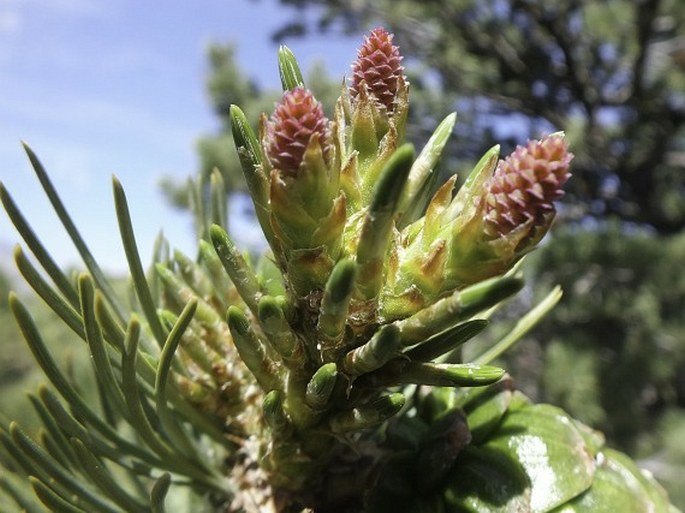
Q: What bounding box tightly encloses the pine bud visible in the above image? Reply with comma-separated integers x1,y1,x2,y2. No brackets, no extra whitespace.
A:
380,134,572,317
266,87,330,177
484,134,572,238
351,27,405,112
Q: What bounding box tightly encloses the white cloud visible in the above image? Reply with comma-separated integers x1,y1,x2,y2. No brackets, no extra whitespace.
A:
0,0,113,48
0,0,116,66
0,9,20,34
0,4,20,65
0,80,197,140
42,0,107,15
0,0,112,17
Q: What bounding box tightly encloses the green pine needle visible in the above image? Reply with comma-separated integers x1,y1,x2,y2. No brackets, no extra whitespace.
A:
474,286,563,365
278,45,305,90
356,144,414,301
112,176,167,347
210,224,262,313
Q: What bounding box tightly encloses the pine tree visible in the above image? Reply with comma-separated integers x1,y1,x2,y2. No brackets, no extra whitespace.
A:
0,28,679,513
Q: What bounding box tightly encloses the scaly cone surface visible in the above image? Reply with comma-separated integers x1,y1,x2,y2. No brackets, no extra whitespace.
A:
484,134,572,239
351,27,405,113
266,87,331,177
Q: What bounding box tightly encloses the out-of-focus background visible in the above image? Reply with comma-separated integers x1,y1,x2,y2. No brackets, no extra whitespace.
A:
1,0,684,507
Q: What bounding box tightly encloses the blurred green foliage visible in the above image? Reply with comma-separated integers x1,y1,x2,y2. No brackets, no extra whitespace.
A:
0,270,91,433
0,268,120,509
0,270,38,430
519,226,685,505
532,227,685,444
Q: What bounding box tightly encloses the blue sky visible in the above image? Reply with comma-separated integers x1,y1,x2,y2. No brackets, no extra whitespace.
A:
0,0,361,274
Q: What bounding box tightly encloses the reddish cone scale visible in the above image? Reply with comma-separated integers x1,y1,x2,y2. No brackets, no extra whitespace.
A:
266,87,330,177
484,134,572,238
351,27,405,112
